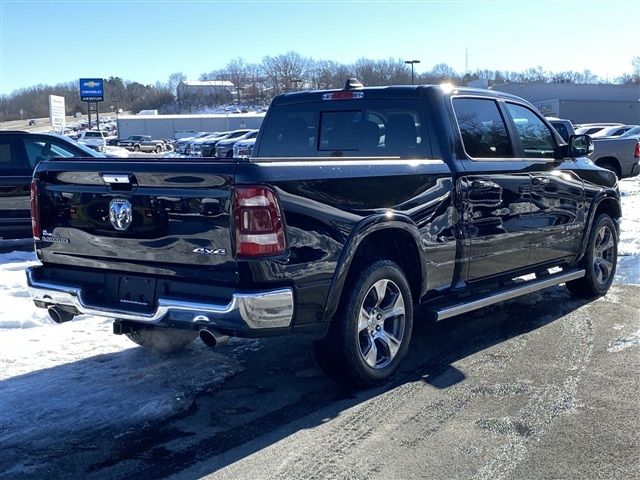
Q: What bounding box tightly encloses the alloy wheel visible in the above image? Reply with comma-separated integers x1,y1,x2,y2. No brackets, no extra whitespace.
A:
593,224,615,285
357,279,406,369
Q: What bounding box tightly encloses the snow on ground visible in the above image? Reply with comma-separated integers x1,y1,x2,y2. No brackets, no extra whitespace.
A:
0,250,252,454
617,176,640,284
0,175,638,461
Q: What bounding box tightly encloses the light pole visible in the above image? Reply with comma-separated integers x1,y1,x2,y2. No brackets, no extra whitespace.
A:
404,59,420,85
111,101,120,122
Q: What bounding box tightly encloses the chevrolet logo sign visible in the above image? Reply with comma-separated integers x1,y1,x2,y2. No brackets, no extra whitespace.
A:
83,80,100,88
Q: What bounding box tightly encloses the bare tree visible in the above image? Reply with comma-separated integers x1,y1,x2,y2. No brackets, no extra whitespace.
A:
167,72,186,96
223,58,250,103
263,51,311,93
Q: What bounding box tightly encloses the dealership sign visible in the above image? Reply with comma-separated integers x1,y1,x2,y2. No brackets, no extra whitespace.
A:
79,78,104,102
48,95,66,132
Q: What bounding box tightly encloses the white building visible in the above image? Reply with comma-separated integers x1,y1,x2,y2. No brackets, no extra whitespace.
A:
117,113,265,139
490,83,640,124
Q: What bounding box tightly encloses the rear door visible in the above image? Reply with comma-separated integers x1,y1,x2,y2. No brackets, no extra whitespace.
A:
0,136,31,239
502,102,585,265
452,97,534,281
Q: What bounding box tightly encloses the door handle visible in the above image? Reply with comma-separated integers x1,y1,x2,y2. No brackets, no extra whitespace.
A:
471,180,494,191
532,176,550,185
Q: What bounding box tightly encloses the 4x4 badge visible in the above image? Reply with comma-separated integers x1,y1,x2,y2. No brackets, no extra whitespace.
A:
193,247,227,256
109,199,133,231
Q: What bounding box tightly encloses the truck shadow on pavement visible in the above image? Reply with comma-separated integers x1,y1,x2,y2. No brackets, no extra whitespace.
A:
0,285,592,480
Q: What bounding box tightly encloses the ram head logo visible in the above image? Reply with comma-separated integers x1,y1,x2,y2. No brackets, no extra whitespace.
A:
109,199,133,231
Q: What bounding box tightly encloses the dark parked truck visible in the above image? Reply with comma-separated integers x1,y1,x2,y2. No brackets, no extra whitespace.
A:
27,82,621,386
116,135,164,153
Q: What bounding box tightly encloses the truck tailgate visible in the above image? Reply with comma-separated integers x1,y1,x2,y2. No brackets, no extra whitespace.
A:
35,159,237,282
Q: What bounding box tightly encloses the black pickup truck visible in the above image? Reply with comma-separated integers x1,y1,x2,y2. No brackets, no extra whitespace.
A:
26,81,621,386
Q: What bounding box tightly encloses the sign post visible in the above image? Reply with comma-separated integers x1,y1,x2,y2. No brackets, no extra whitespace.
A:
79,78,104,129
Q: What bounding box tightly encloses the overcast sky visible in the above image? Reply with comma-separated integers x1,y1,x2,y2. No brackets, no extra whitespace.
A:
1,0,639,95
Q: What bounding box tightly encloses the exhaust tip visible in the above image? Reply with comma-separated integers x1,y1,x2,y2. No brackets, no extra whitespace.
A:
48,307,75,324
199,329,229,348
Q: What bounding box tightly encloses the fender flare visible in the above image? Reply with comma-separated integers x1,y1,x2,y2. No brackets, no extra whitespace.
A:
321,214,425,322
574,189,621,263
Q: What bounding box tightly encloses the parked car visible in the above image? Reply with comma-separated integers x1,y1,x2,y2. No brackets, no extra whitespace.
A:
0,131,102,240
618,126,640,138
116,135,165,153
214,130,259,158
233,137,257,158
187,132,227,156
77,130,110,152
175,132,212,154
548,118,640,178
200,129,252,157
575,123,623,136
26,82,622,387
590,125,639,138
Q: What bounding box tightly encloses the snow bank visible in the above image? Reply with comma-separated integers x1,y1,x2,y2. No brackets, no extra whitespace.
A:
0,250,50,329
0,319,244,449
619,176,640,257
617,177,640,285
0,249,248,453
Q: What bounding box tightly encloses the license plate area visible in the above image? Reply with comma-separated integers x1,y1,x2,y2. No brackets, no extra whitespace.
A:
117,275,156,307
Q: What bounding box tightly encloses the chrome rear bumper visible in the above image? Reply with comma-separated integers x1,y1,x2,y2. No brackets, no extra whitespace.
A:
26,267,294,330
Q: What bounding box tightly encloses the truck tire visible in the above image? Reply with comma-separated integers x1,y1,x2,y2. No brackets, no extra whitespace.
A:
567,214,618,298
155,145,162,154
125,326,198,353
134,144,141,152
314,260,413,387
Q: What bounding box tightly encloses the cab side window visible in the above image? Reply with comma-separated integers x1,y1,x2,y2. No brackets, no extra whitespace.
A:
505,103,555,158
0,139,28,172
452,98,514,159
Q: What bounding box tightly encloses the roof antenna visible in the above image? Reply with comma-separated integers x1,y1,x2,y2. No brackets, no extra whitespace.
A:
344,78,364,90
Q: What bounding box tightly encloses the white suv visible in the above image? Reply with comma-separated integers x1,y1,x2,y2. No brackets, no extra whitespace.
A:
77,130,109,151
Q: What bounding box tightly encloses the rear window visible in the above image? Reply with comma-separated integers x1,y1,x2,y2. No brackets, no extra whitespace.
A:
257,99,428,158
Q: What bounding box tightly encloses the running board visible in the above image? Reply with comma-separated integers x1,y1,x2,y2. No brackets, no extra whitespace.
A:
431,269,585,321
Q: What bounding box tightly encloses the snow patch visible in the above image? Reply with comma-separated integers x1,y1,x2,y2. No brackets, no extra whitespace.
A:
608,329,640,353
0,250,246,455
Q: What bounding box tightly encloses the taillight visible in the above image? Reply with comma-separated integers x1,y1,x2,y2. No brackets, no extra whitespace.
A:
634,141,640,159
30,179,41,240
234,186,286,256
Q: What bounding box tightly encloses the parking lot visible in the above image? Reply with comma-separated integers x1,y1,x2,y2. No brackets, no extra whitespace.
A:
1,176,638,479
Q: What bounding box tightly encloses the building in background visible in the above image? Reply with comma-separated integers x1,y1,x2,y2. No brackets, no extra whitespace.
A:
490,83,640,124
116,113,265,139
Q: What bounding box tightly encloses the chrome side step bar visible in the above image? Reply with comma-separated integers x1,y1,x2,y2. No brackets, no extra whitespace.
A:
431,269,585,321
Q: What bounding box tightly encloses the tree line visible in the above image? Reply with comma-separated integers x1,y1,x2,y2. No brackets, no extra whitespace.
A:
1,52,638,122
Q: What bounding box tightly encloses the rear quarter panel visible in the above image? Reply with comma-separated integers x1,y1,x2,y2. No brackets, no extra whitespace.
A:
235,158,456,324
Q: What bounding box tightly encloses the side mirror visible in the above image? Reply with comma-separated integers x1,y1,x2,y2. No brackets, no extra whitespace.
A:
554,134,594,159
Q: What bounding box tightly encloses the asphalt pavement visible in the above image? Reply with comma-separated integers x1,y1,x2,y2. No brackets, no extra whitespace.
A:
47,283,638,480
